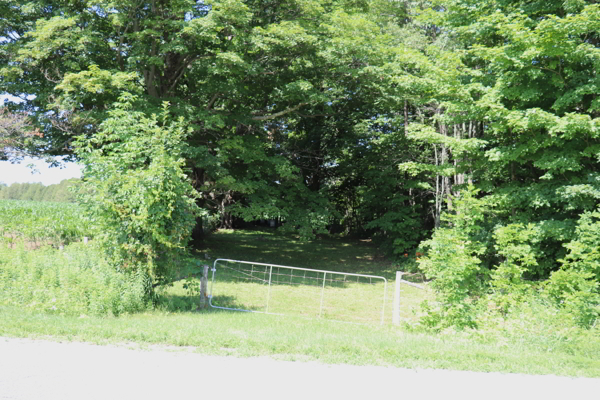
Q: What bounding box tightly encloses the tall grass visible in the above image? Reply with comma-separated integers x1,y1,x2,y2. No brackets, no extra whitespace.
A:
473,296,600,356
0,242,151,316
1,305,599,377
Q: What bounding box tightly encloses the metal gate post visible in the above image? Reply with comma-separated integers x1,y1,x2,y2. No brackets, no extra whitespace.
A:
392,271,403,325
382,279,388,325
319,272,327,318
266,265,273,313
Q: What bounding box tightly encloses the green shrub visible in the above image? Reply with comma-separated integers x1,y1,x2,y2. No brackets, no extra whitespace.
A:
545,268,599,328
418,186,488,329
74,94,199,287
488,223,537,315
474,292,600,357
545,209,600,328
0,242,152,316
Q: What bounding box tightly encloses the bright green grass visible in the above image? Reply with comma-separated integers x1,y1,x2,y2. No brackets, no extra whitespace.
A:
1,305,599,377
2,228,599,377
188,229,430,324
195,262,430,324
165,273,429,325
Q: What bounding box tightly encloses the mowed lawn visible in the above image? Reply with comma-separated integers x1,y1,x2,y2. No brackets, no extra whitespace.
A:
182,229,428,324
196,228,399,276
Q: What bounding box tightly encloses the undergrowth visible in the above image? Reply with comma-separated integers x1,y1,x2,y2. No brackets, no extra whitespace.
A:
0,242,152,316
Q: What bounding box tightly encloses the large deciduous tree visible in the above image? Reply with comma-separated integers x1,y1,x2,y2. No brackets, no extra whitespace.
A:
0,1,342,230
5,0,598,299
435,0,600,277
411,0,600,328
1,0,448,243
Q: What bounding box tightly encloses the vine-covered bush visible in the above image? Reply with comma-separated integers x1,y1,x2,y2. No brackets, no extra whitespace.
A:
546,209,600,327
75,94,199,287
418,186,488,329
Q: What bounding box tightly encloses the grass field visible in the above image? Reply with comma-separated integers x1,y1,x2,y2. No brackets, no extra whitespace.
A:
194,260,428,325
179,229,429,324
196,228,400,277
1,227,599,377
1,305,599,377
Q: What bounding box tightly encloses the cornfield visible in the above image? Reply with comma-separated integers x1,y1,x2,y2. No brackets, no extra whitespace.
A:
0,200,91,247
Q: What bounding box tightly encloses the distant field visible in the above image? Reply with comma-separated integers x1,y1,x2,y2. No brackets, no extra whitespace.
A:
0,199,90,247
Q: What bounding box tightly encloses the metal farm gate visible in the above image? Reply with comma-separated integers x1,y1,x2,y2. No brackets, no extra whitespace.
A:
208,259,388,325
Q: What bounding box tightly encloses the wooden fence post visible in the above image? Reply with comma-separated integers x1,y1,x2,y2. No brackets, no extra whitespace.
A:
200,264,209,309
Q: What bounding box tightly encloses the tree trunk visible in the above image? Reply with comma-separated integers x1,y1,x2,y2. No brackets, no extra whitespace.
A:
219,191,234,229
434,143,441,229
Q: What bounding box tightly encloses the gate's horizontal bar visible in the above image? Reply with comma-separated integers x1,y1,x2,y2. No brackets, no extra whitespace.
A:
213,258,387,282
399,280,425,290
209,258,388,325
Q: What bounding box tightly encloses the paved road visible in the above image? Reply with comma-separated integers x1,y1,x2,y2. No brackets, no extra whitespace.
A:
0,337,598,399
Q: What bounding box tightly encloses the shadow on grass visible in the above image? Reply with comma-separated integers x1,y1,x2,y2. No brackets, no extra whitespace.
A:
193,229,399,280
156,293,265,314
155,293,200,313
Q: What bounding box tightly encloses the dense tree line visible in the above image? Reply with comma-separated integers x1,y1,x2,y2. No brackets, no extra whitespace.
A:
0,179,78,202
1,0,598,326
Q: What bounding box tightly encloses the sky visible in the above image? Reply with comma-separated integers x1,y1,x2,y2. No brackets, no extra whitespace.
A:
0,157,82,186
1,93,83,186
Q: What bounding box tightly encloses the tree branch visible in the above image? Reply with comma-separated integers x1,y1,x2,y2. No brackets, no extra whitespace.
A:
251,103,309,121
166,54,214,95
297,112,333,118
206,93,220,110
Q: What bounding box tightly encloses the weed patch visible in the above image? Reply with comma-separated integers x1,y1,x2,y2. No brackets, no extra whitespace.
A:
0,242,151,316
